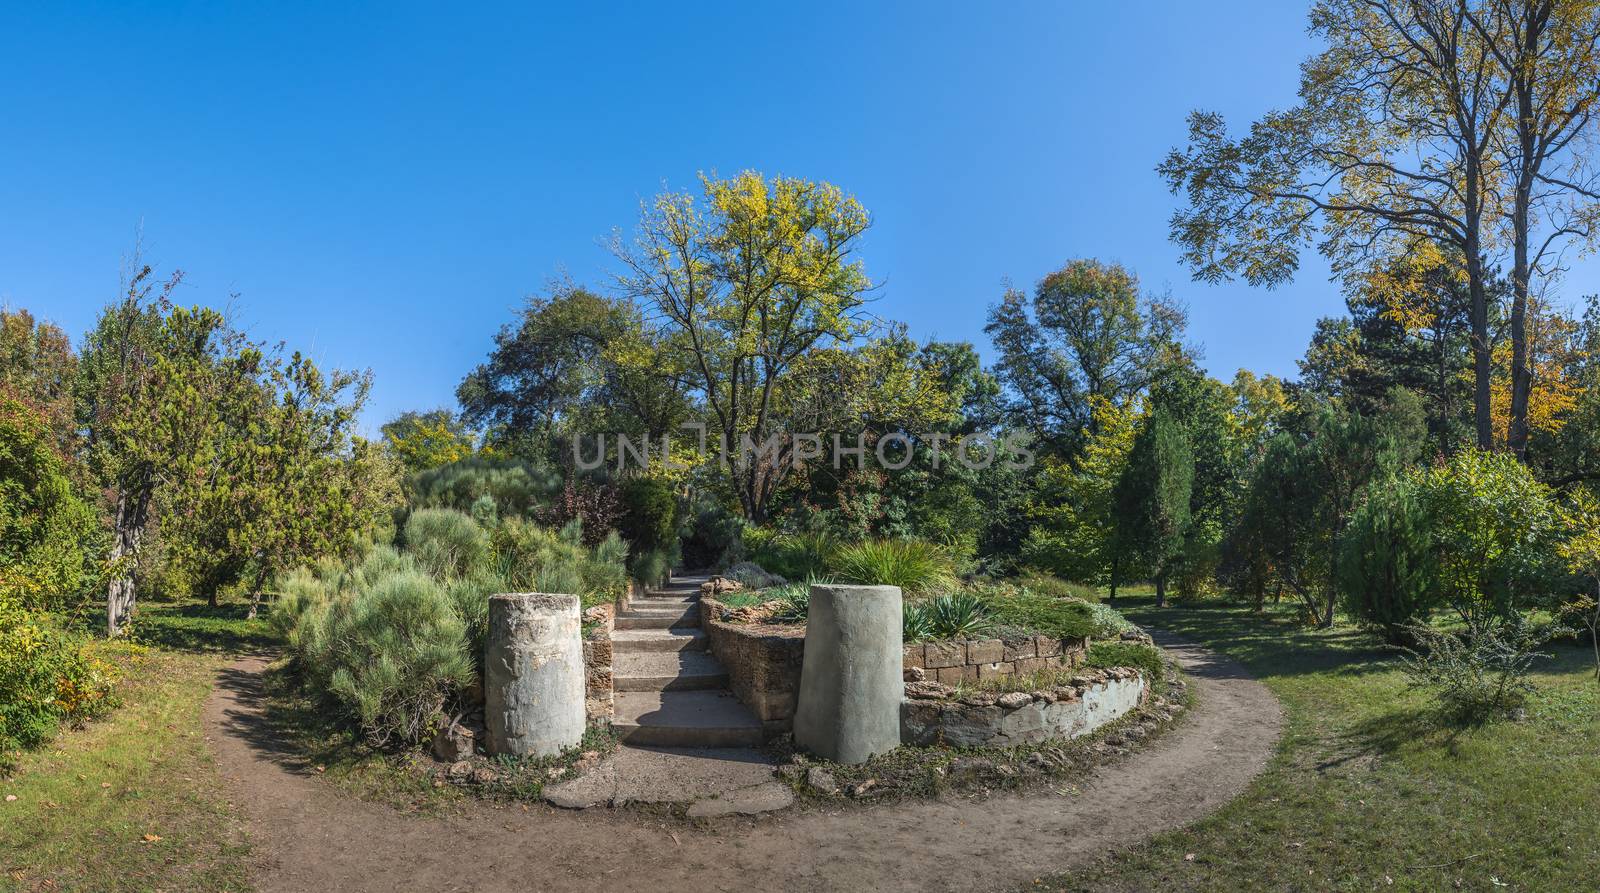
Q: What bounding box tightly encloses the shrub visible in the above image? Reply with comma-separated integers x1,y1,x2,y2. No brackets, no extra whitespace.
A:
1085,640,1165,681
1413,449,1562,621
1337,477,1440,644
751,531,835,581
322,568,474,746
618,476,678,553
408,457,560,521
902,599,933,642
1401,614,1551,725
404,508,488,579
680,499,743,569
489,518,627,609
628,544,676,588
0,603,118,761
827,539,958,595
0,394,102,612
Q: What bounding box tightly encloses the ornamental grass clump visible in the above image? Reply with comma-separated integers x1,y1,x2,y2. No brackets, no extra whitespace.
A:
904,591,994,642
404,508,488,579
827,539,958,595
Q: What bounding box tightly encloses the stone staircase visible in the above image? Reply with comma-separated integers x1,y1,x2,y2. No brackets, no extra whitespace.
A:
611,575,763,747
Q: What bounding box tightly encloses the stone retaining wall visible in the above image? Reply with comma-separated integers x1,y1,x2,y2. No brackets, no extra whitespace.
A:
902,634,1089,685
700,597,805,736
582,603,615,723
900,667,1147,747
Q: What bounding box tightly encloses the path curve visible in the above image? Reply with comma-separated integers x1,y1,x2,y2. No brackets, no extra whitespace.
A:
205,633,1281,893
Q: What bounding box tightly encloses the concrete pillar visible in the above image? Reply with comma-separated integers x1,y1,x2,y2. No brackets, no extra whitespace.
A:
484,592,585,757
793,583,904,764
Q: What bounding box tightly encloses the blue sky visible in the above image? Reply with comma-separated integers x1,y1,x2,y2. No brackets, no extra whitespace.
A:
2,1,1533,433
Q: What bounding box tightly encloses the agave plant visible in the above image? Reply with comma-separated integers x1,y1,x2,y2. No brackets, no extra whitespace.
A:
921,591,994,640
765,579,813,624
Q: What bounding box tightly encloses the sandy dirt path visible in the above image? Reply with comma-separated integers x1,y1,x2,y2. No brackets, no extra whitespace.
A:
204,633,1281,893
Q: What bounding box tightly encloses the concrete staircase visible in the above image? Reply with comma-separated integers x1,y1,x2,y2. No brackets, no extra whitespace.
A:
611,575,763,747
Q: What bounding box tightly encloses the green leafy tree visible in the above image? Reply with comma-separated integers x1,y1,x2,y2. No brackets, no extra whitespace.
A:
614,171,873,522
985,259,1189,453
1110,410,1194,606
1161,0,1508,449
0,309,78,454
1235,392,1428,626
0,394,102,612
76,271,218,634
381,409,475,473
1413,447,1562,622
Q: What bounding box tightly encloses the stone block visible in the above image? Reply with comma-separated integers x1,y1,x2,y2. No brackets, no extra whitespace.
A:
900,700,943,746
966,638,1004,664
923,641,966,669
485,592,585,758
962,664,980,682
977,660,1016,680
940,704,1001,747
935,666,966,685
1014,657,1046,676
903,644,925,670
1034,636,1061,658
1003,639,1037,661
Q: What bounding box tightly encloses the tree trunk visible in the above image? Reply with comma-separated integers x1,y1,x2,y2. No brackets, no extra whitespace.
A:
1319,588,1336,629
1154,573,1167,608
1507,70,1538,461
1107,554,1120,603
106,481,151,637
1465,161,1491,451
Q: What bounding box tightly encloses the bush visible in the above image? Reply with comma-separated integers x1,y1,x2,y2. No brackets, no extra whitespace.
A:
1084,640,1165,681
407,457,560,521
1401,614,1551,725
489,517,627,609
403,508,488,579
618,476,678,552
0,603,118,761
750,531,835,581
679,498,743,569
827,539,958,595
905,591,993,641
628,544,677,588
0,395,102,612
1337,477,1440,643
320,568,473,746
1414,449,1562,620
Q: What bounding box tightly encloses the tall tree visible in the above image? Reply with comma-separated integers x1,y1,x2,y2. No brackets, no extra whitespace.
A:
1473,0,1600,457
381,409,475,473
1161,0,1511,449
1110,410,1195,606
76,269,211,635
614,171,873,522
985,259,1189,453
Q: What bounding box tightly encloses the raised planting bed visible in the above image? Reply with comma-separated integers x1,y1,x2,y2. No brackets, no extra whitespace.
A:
900,666,1147,747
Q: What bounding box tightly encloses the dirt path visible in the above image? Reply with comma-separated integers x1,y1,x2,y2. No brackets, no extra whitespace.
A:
205,633,1281,893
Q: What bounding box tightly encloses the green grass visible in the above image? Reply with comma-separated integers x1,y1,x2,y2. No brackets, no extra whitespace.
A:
1041,597,1600,892
0,644,250,893
130,600,277,654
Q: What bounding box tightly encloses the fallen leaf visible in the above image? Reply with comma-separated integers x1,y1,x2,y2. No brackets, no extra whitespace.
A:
1184,853,1196,862
141,834,162,843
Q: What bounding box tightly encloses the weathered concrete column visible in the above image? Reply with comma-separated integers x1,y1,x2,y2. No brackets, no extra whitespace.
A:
485,592,585,757
793,583,903,764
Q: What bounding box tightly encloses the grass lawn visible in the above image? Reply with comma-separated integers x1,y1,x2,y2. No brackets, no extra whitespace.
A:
1040,597,1600,892
0,645,250,893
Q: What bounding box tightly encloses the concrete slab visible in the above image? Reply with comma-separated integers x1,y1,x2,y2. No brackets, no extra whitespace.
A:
685,781,795,818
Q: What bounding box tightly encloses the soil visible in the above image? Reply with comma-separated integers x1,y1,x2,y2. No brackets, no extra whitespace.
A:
204,632,1282,893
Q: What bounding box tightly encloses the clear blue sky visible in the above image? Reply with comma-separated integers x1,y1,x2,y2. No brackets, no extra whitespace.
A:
8,1,1565,434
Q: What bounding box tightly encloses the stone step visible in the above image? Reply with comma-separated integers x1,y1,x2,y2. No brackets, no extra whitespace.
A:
614,650,730,691
615,606,700,630
611,628,709,653
613,691,763,747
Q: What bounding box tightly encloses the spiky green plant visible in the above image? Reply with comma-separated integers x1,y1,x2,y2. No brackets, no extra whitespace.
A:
827,539,958,595
918,591,994,640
